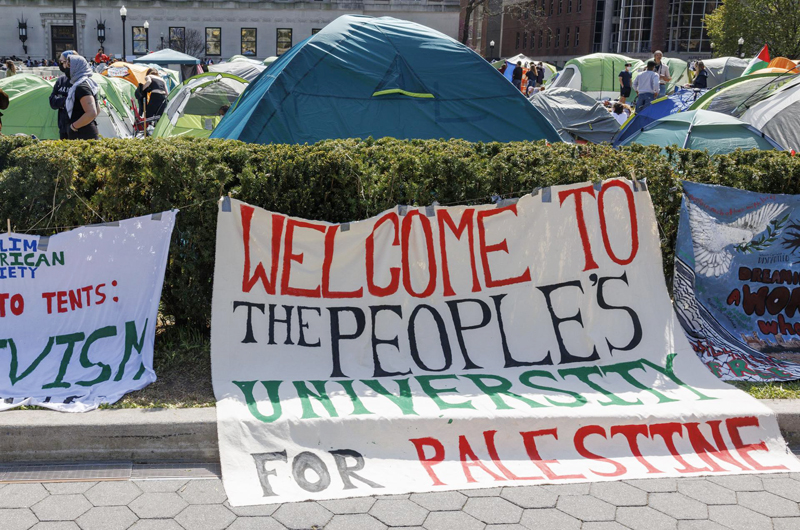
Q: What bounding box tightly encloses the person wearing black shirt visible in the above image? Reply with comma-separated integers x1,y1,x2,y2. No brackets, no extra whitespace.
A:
0,87,8,135
618,63,632,104
65,54,100,140
687,61,708,89
512,61,523,91
135,68,169,124
50,51,74,139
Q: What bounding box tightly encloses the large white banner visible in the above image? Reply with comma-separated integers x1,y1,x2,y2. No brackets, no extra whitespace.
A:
211,182,800,506
0,212,176,412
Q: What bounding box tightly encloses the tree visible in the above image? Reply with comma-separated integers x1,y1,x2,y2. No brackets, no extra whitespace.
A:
705,0,800,59
461,0,546,49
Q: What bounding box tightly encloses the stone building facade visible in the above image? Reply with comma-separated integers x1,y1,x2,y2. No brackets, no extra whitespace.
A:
1,0,460,61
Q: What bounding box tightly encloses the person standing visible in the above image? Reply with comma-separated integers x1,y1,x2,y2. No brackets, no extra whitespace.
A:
4,60,16,77
512,61,523,91
653,50,671,97
537,62,545,87
65,55,100,140
526,63,538,95
618,62,632,104
50,51,75,140
94,48,110,65
633,61,659,113
135,68,169,125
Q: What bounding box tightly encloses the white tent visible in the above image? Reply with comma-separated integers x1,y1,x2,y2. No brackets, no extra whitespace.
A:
742,76,800,151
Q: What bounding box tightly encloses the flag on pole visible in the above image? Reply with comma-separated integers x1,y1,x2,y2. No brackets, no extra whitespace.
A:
742,45,770,76
504,60,516,82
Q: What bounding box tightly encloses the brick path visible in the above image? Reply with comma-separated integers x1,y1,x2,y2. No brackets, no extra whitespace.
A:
2,471,800,530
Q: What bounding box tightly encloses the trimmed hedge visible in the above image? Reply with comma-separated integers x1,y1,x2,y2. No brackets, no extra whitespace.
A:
1,136,799,328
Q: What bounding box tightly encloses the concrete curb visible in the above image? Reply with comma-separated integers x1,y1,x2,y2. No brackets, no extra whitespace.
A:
1,400,798,463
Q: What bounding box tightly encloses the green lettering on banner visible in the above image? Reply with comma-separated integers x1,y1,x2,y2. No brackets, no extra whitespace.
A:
640,354,715,401
2,338,53,385
115,320,148,381
76,326,117,387
51,251,65,266
336,380,373,416
42,333,85,389
294,380,339,419
462,373,547,410
234,380,284,423
600,360,678,404
361,378,418,416
558,365,643,406
35,253,50,267
518,370,587,407
416,374,476,410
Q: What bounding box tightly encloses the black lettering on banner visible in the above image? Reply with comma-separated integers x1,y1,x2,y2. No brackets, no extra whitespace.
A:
445,299,487,370
408,304,452,372
328,307,366,378
233,301,265,344
297,306,322,347
269,304,294,345
592,272,643,355
292,451,331,492
330,449,384,490
252,451,288,497
370,306,411,378
537,280,600,364
492,294,553,367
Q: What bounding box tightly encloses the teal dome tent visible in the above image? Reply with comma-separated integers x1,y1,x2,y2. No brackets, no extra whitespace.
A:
211,15,561,145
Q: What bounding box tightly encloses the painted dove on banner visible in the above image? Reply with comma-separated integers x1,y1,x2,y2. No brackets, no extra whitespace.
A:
687,199,788,277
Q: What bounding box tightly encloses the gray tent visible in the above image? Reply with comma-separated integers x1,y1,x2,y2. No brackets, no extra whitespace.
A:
702,57,749,88
742,76,800,151
208,61,267,82
528,88,621,143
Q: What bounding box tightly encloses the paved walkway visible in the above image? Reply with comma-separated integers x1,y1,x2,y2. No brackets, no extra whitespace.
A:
2,470,800,530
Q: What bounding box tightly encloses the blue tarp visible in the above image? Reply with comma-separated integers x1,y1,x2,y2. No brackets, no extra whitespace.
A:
211,15,561,145
615,88,705,146
673,180,800,381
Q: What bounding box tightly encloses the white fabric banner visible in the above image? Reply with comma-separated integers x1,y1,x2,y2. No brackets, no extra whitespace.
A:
0,212,176,412
211,182,800,507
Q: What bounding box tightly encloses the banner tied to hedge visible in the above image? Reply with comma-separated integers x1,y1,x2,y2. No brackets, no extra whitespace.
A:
0,212,176,412
675,181,800,382
211,181,800,506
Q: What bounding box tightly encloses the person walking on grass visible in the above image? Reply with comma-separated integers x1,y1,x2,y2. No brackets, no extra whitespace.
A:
65,54,100,140
50,51,75,140
633,60,659,113
618,63,632,104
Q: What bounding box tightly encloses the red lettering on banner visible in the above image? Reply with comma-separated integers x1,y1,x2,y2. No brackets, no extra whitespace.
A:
574,425,626,477
558,185,599,271
684,421,749,472
610,424,663,474
410,437,447,486
458,435,505,483
649,423,710,474
437,209,481,296
241,205,284,295
0,293,24,317
366,212,400,297
401,211,437,298
281,219,327,298
597,180,639,265
322,225,363,299
483,430,542,480
726,416,788,471
477,205,532,288
520,428,585,481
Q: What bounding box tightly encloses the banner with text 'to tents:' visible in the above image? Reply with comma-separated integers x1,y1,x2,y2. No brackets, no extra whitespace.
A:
211,182,799,506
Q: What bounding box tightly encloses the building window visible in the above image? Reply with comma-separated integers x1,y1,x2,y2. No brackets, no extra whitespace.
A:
549,0,554,14
276,28,292,55
132,26,148,55
558,0,563,14
575,26,580,46
205,27,221,56
568,0,572,12
666,0,718,53
578,0,582,12
516,32,520,49
555,28,560,48
565,27,570,47
241,28,257,56
617,0,656,54
547,29,552,47
312,28,322,35
539,30,543,48
523,31,528,48
169,27,185,52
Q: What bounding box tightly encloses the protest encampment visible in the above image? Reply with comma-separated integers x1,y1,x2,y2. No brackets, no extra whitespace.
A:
1,3,800,525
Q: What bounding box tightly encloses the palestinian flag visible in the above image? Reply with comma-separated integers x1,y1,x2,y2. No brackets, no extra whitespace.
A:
742,45,770,76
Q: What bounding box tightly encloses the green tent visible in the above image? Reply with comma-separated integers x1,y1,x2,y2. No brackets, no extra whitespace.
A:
548,53,643,99
152,72,248,138
0,73,135,139
689,73,796,117
617,109,783,154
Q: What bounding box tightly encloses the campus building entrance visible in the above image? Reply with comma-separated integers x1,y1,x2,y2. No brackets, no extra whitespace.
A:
51,25,74,61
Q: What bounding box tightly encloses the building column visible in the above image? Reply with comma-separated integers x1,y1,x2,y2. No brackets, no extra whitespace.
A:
651,0,669,52
600,0,614,52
